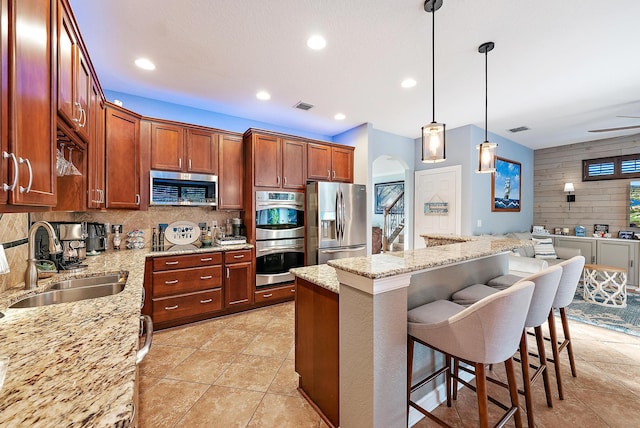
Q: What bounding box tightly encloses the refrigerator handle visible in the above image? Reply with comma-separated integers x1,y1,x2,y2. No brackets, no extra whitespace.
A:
335,190,340,242
340,190,345,240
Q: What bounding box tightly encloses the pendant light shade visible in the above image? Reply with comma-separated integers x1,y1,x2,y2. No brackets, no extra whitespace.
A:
422,0,446,163
476,41,497,173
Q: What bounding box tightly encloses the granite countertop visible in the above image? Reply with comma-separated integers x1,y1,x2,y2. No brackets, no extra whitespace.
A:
0,243,252,427
290,264,339,294
327,236,529,280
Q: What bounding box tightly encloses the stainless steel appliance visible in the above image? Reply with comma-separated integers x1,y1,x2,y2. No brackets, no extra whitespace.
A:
306,182,367,265
255,190,305,287
150,170,218,207
34,222,87,270
255,191,304,240
86,222,107,253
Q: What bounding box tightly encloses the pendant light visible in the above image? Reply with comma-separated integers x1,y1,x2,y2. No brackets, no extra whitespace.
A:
476,41,497,173
422,0,445,163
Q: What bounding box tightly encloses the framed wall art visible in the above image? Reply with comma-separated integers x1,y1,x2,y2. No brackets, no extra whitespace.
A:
374,181,404,214
491,157,521,212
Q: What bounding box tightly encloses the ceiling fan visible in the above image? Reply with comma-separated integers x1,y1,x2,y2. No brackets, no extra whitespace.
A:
589,116,640,133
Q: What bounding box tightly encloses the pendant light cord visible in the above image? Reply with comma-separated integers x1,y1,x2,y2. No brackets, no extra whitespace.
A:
484,48,488,142
431,5,436,123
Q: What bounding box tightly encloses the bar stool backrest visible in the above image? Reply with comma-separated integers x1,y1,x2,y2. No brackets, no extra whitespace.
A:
552,256,586,309
408,281,535,365
517,265,563,328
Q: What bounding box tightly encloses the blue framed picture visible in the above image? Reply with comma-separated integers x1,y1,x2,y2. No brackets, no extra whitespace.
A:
374,181,404,214
491,157,521,212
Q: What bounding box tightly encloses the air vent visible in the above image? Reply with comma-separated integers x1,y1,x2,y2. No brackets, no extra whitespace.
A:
294,101,314,111
508,126,530,133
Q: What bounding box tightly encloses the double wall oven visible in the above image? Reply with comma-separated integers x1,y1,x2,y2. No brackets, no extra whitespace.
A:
255,191,305,288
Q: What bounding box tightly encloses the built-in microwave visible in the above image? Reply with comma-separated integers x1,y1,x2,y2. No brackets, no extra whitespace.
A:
150,170,218,207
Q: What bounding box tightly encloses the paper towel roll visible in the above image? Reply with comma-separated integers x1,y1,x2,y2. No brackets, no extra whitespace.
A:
0,244,10,274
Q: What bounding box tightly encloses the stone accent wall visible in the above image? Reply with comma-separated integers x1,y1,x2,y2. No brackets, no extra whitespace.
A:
534,133,640,236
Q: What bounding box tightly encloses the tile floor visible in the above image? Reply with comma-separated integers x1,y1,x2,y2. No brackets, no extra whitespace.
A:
139,302,640,427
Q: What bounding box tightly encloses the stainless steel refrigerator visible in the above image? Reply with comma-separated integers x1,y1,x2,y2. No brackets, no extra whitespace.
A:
306,181,367,265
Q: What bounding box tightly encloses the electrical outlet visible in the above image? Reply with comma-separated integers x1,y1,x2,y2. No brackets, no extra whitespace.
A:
477,219,482,228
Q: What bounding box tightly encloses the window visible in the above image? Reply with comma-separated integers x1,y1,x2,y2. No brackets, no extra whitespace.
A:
583,154,640,181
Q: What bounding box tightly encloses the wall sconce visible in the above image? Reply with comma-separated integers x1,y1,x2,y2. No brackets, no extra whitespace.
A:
564,182,575,209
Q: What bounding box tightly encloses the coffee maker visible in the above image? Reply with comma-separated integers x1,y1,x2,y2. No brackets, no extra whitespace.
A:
86,222,107,254
35,222,87,270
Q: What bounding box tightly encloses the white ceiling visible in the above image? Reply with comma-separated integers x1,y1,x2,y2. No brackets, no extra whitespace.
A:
69,0,640,150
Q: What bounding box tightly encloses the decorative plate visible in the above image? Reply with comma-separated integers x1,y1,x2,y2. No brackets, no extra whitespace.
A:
165,221,201,245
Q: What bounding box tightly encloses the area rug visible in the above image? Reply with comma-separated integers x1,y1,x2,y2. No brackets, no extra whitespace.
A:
565,286,640,337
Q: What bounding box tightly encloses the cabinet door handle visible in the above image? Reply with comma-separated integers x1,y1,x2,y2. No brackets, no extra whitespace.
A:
226,267,230,278
277,176,280,185
165,261,179,265
98,189,105,203
233,255,245,259
164,305,179,310
200,298,213,304
291,289,295,293
179,158,182,169
200,275,213,280
262,293,273,298
327,169,331,179
333,170,336,179
188,159,192,170
79,107,87,128
284,176,287,185
18,157,33,193
135,193,141,205
73,102,81,124
200,257,213,262
164,279,179,285
2,151,19,192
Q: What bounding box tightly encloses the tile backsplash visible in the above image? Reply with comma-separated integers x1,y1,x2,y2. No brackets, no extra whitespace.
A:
0,213,29,292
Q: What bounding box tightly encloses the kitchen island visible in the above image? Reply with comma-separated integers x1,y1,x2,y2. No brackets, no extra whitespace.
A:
291,235,529,428
0,243,251,427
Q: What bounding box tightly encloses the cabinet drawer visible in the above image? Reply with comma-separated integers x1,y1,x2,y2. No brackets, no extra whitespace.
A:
255,284,296,302
152,289,223,323
225,249,252,264
153,252,222,271
152,265,222,297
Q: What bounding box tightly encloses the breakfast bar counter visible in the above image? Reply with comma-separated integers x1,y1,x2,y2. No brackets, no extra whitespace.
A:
291,235,528,428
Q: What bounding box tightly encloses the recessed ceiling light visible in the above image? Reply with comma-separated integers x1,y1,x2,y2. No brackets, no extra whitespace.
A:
334,113,346,121
256,91,271,100
134,58,155,70
307,35,327,50
401,78,417,88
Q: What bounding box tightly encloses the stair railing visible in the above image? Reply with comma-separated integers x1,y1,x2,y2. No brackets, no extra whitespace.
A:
382,191,405,252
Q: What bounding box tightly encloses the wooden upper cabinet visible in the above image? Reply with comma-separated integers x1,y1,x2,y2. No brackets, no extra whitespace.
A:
331,145,354,183
105,104,141,209
186,129,218,174
307,143,354,183
307,143,332,181
150,122,184,171
6,0,57,207
254,134,280,187
56,0,90,142
282,139,306,189
87,79,105,209
252,132,306,190
219,133,243,210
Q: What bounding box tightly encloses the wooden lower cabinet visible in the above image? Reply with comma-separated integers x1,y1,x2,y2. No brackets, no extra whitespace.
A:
224,249,253,307
295,277,339,428
144,248,297,329
153,289,223,324
255,283,296,303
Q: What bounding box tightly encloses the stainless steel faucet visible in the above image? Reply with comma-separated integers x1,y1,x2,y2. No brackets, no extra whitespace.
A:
25,221,63,290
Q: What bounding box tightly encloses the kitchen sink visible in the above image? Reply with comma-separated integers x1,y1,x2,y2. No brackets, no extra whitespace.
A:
10,279,127,309
50,274,125,290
